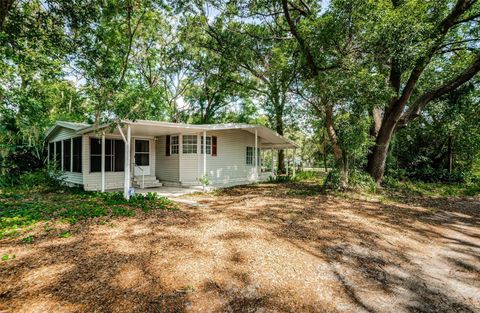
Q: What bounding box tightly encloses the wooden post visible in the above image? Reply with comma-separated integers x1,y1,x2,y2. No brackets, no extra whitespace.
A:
271,148,274,177
285,148,289,176
101,133,105,192
292,148,296,177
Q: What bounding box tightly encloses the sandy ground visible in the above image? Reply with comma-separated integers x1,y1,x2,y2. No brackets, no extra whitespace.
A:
1,183,479,312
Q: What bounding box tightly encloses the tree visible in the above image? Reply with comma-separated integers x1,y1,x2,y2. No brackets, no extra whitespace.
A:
278,0,480,182
182,3,300,172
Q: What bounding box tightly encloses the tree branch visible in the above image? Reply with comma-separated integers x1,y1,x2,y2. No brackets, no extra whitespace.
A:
397,52,480,128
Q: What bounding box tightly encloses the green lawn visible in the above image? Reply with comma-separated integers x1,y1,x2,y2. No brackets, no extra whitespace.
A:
0,186,177,240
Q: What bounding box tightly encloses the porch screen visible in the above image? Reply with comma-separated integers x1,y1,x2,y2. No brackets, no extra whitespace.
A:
63,139,71,171
48,142,54,163
90,138,125,172
55,141,61,169
72,137,82,173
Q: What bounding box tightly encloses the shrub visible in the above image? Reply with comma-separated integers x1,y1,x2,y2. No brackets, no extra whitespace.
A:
323,169,377,192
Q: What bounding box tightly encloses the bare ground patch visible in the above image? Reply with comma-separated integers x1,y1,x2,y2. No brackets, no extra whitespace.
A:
1,183,479,312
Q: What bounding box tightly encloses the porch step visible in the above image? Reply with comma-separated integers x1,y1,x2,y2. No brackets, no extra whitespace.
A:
133,175,163,189
160,181,182,187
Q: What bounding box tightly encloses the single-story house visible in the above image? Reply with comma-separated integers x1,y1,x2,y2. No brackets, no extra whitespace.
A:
45,120,297,197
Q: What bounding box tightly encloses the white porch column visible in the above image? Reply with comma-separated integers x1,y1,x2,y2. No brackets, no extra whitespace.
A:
126,125,131,199
101,133,105,192
285,148,289,176
61,140,64,171
203,131,206,176
118,124,130,199
292,148,296,177
70,139,73,172
254,128,258,180
271,148,274,177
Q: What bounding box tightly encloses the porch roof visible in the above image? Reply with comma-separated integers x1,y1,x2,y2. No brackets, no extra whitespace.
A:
77,120,298,149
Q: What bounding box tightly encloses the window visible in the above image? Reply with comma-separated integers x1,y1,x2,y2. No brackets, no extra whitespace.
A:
55,141,61,169
246,146,253,165
212,136,217,156
48,142,54,163
201,136,211,154
170,135,179,155
135,140,149,166
90,138,125,172
182,135,197,154
246,147,261,165
72,137,82,173
63,139,71,171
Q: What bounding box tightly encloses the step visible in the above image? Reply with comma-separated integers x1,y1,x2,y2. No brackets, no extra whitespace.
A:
133,181,163,188
159,181,182,187
133,176,159,183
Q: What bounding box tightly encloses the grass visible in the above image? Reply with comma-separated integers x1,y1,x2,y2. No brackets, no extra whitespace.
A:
0,186,178,240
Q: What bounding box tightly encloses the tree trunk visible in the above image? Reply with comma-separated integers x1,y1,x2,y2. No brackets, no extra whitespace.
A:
275,113,286,174
448,135,453,174
366,107,400,182
277,149,285,174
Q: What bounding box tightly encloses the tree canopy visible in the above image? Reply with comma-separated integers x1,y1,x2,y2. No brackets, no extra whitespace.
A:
1,0,479,185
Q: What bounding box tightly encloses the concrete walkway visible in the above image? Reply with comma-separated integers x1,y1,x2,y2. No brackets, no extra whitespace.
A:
135,185,205,198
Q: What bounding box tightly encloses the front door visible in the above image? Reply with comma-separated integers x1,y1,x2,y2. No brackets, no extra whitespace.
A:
134,139,150,176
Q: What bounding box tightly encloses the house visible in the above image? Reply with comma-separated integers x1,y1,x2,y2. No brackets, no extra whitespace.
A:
45,120,298,198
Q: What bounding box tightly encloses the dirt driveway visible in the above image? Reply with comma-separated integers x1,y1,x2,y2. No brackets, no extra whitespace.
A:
1,183,479,312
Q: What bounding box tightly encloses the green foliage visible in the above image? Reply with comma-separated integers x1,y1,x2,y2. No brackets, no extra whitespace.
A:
383,177,480,197
1,254,15,261
323,170,343,190
0,188,178,239
389,83,480,183
59,231,72,238
197,175,211,186
323,169,377,192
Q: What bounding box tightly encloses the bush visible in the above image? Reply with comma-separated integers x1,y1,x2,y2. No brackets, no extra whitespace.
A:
323,169,377,192
323,169,343,190
0,167,62,190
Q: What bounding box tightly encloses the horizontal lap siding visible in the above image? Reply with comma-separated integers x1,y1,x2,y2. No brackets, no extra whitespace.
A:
62,172,83,185
180,130,258,186
155,136,179,182
49,128,78,142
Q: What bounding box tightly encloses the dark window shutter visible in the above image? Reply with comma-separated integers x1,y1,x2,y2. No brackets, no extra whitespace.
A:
166,135,171,156
212,136,217,156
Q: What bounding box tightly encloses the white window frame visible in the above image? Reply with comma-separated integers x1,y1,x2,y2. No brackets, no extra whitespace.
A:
182,135,197,154
170,135,179,155
201,136,212,154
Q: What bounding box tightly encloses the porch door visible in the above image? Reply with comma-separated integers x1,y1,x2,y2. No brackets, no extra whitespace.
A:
134,139,150,176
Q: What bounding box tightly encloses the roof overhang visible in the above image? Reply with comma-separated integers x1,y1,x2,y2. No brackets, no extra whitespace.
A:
45,121,90,141
74,120,298,149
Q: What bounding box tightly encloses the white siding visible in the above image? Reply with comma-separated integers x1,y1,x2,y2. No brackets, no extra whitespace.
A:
48,127,83,185
179,130,261,186
155,135,179,182
49,128,77,142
